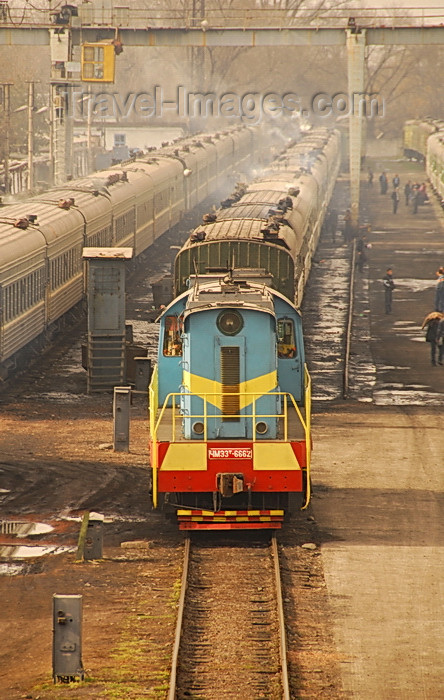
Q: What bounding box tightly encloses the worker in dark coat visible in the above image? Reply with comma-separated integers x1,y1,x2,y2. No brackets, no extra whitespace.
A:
356,236,368,272
391,188,400,214
422,312,444,366
435,269,444,312
344,209,352,242
379,172,388,194
383,268,395,314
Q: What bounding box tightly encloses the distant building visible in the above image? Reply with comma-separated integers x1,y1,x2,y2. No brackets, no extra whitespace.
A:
103,125,185,152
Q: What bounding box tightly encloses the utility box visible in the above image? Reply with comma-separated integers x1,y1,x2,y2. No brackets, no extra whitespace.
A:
134,357,152,392
84,512,104,560
52,595,84,683
113,386,131,452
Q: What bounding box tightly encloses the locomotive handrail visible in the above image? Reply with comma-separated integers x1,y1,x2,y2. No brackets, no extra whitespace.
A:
302,364,312,509
149,365,159,507
151,389,310,444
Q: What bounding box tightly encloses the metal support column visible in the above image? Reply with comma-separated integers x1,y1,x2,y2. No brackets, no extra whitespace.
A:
1,82,11,195
27,81,34,191
347,28,366,230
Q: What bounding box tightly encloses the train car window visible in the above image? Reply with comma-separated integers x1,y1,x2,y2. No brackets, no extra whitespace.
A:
277,318,297,359
163,316,183,356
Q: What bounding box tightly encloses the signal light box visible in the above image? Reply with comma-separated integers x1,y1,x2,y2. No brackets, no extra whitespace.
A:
81,43,115,82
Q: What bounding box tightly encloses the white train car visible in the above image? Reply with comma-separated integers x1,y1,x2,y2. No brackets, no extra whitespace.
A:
0,125,281,377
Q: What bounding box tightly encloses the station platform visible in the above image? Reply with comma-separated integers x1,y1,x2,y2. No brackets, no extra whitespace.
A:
357,158,444,403
303,158,444,406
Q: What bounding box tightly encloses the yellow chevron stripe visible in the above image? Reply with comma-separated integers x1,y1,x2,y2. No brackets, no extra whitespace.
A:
182,370,278,410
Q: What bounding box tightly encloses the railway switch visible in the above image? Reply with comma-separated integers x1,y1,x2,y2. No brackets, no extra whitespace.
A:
52,594,84,683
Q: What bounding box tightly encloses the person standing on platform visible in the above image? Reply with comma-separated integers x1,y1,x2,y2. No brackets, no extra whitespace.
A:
356,236,368,272
344,208,352,243
379,172,388,194
412,187,419,214
438,317,444,365
392,173,400,188
404,181,411,206
391,188,400,214
435,267,444,312
368,168,373,187
422,312,444,366
383,268,395,314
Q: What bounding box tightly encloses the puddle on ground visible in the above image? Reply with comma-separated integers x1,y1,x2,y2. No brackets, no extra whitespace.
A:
374,388,444,405
1,521,54,536
0,562,26,576
1,544,75,559
37,392,87,402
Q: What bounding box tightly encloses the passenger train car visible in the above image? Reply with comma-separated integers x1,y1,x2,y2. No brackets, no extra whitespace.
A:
174,129,341,307
0,126,277,378
403,118,444,204
425,131,444,202
149,128,342,530
402,119,442,162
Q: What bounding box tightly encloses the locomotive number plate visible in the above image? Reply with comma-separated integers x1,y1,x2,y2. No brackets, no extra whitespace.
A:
208,448,252,459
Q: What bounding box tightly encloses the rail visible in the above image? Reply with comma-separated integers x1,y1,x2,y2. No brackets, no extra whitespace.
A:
167,534,191,700
167,534,291,699
343,239,356,399
271,534,291,700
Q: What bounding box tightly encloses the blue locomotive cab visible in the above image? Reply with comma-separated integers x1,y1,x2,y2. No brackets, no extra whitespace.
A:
156,292,188,405
155,279,306,445
274,297,305,404
180,281,282,440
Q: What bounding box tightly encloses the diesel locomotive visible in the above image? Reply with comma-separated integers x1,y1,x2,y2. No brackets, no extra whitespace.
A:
149,128,342,529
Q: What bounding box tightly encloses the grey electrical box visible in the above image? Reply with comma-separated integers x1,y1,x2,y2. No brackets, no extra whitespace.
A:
113,386,131,451
52,594,84,683
84,512,104,560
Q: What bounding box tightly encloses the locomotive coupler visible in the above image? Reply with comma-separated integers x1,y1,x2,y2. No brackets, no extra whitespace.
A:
216,473,244,497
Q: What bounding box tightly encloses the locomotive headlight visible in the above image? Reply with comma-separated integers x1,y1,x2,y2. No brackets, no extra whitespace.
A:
192,422,205,435
217,310,244,336
256,421,268,435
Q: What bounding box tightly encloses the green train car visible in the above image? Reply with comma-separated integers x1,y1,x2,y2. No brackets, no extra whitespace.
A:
174,128,341,307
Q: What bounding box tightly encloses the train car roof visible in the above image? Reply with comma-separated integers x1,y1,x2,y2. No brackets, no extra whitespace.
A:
181,217,298,254
159,277,301,321
0,200,84,242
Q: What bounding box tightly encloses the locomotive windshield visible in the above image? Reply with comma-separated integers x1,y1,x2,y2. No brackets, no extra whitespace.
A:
277,318,297,358
162,316,183,356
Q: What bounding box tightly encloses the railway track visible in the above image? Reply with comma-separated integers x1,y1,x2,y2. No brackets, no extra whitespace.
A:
169,534,290,700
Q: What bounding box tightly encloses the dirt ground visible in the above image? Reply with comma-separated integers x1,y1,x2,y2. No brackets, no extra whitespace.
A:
0,364,346,700
2,156,444,699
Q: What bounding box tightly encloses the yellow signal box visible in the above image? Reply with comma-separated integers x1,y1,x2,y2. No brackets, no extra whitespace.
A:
81,43,115,82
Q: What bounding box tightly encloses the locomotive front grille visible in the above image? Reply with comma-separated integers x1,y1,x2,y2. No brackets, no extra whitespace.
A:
220,346,240,421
